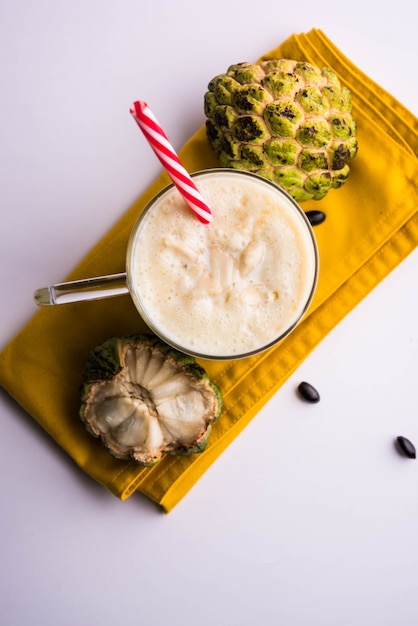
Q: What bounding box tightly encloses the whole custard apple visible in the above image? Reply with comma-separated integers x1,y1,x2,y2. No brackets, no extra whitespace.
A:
204,59,358,201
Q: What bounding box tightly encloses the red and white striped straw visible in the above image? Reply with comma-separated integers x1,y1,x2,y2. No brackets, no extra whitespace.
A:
130,101,212,225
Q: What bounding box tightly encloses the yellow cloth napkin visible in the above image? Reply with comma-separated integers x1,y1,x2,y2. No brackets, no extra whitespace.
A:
1,29,417,513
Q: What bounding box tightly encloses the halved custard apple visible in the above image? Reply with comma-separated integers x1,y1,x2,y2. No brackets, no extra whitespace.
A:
79,334,223,465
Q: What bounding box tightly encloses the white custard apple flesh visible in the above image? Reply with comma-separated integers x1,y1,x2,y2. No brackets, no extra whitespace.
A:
79,334,223,465
204,59,358,201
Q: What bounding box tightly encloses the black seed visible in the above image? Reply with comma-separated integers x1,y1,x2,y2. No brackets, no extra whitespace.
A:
395,436,416,459
305,210,326,226
297,381,320,403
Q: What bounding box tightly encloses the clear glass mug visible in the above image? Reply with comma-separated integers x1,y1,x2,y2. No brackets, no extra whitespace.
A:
34,169,319,360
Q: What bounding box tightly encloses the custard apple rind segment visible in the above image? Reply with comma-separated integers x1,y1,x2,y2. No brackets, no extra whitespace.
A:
79,334,223,466
204,59,358,201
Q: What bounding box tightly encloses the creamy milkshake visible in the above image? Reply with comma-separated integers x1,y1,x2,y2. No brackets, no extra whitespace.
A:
127,169,318,359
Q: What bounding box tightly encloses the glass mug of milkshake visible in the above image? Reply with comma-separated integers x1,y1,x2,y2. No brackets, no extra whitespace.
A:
34,169,319,360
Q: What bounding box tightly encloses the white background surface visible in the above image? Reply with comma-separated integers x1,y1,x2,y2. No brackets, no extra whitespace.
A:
1,1,417,624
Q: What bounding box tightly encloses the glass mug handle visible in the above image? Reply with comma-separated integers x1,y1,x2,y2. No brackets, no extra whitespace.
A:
33,272,129,306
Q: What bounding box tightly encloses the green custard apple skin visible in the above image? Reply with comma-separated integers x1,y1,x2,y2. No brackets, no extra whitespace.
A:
204,59,358,201
79,334,223,466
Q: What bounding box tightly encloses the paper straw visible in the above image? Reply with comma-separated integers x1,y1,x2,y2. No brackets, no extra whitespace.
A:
130,101,212,225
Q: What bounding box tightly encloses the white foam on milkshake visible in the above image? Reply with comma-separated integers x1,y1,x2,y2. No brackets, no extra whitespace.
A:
129,171,317,358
